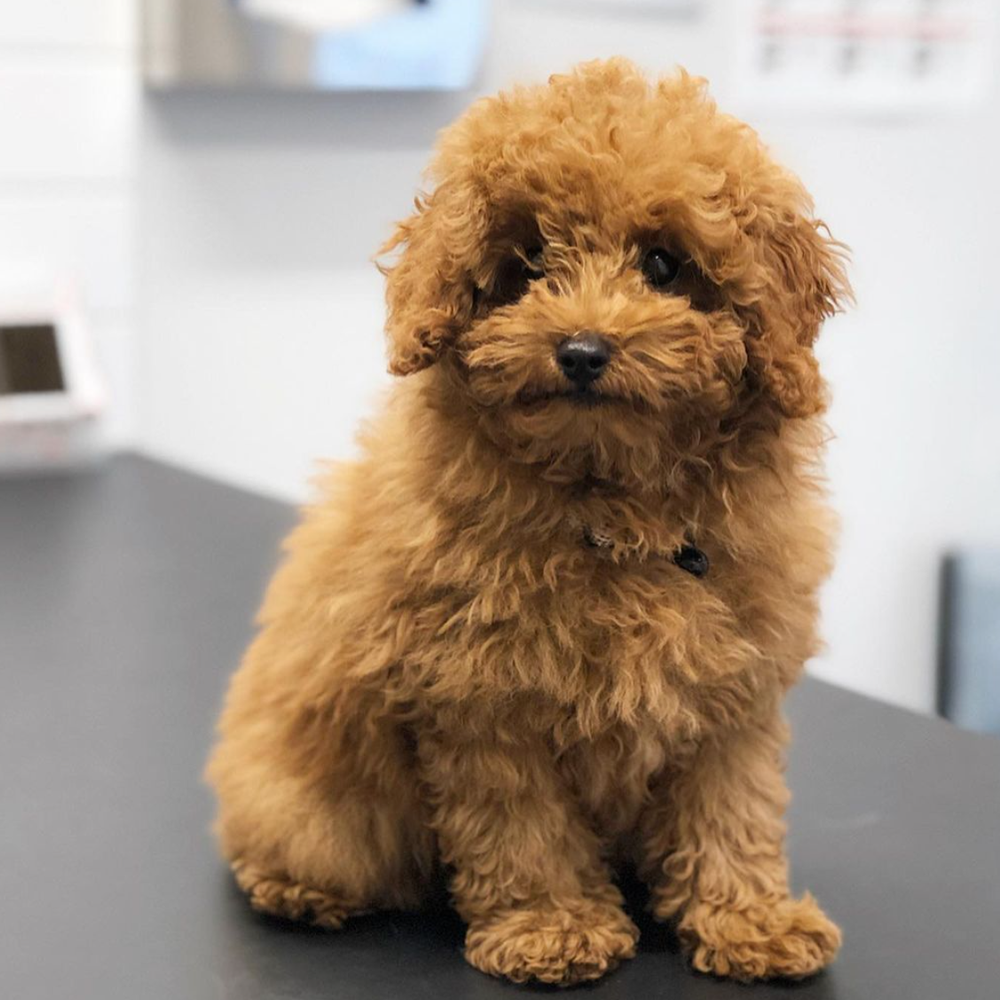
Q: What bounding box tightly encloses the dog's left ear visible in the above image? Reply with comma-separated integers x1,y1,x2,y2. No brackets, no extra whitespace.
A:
378,185,478,376
745,214,850,418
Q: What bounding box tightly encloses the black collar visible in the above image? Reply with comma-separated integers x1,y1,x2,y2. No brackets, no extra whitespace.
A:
580,525,710,578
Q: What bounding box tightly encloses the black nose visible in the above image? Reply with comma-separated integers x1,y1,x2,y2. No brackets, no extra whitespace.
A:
556,333,611,388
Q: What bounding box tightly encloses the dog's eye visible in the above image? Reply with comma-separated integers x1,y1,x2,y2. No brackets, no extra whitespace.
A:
525,246,544,272
641,247,681,290
490,245,544,306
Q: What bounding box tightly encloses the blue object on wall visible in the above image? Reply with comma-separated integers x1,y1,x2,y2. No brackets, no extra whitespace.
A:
311,0,489,91
144,0,489,92
938,550,1000,736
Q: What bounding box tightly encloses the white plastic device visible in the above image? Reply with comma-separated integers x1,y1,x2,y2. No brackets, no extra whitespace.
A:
0,272,107,472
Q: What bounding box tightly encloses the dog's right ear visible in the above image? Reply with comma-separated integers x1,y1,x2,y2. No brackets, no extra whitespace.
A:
378,186,479,376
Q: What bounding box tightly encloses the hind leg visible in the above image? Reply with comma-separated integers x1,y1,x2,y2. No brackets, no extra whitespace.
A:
206,669,434,927
231,859,354,928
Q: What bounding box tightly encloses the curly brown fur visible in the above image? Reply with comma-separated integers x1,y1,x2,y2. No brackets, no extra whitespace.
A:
206,59,850,986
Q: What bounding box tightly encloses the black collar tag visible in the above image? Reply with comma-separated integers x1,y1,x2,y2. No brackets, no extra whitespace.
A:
673,544,710,578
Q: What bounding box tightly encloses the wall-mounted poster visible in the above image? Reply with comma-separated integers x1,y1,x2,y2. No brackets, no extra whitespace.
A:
143,0,489,91
734,0,996,114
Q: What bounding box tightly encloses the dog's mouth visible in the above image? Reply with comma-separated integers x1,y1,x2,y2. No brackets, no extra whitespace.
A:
514,387,620,409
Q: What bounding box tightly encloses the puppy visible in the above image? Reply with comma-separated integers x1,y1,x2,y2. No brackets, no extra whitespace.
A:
206,59,850,985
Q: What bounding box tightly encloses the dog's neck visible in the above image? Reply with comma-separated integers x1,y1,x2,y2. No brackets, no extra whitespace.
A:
574,514,710,577
475,431,711,565
414,368,793,566
563,474,702,567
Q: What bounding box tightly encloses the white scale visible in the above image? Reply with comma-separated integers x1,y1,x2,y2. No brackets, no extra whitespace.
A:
0,274,107,472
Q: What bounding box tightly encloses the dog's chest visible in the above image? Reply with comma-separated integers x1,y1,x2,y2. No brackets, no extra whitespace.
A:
441,528,759,738
553,720,675,842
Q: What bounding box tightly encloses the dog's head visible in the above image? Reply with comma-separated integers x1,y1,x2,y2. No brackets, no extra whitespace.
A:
380,60,848,479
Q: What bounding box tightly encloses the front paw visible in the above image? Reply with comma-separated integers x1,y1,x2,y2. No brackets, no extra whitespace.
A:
680,893,841,981
464,901,638,985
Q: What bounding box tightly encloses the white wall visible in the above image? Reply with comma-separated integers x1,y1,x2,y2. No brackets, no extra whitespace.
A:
135,0,1000,714
0,0,138,443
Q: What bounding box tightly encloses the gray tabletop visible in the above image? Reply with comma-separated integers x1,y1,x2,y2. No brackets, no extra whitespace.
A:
2,454,998,1000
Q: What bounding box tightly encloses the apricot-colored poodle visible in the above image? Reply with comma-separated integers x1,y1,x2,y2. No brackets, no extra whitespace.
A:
206,59,850,985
